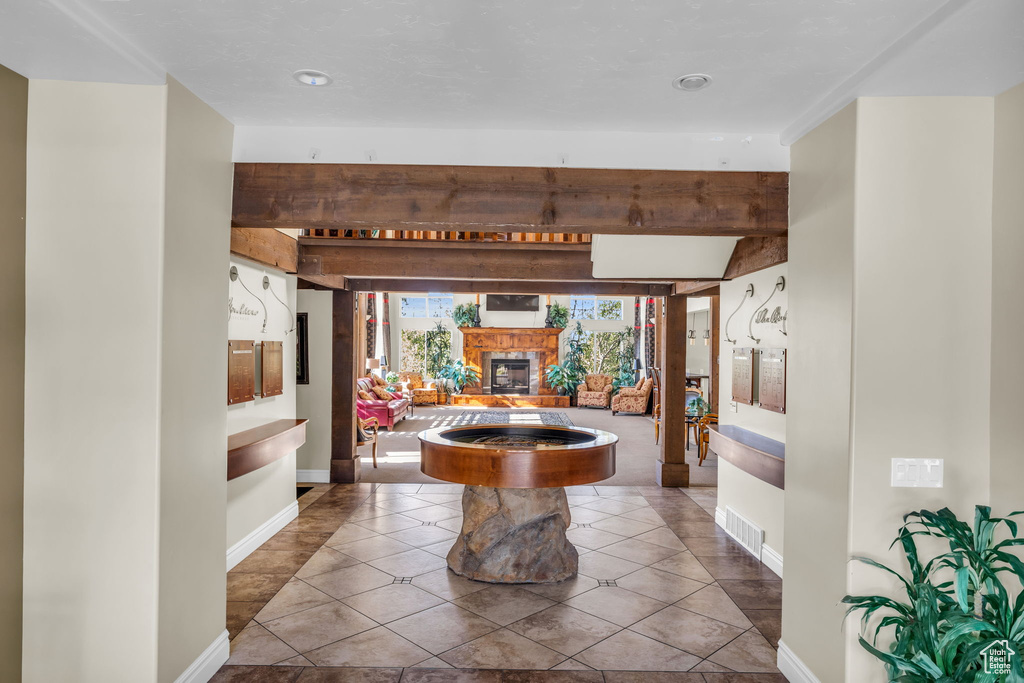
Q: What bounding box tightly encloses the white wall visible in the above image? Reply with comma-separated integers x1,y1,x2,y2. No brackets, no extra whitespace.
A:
157,77,233,683
717,263,788,443
846,97,994,682
226,256,299,550
296,289,333,476
990,82,1024,515
783,101,858,683
0,63,26,683
24,79,167,682
234,126,789,172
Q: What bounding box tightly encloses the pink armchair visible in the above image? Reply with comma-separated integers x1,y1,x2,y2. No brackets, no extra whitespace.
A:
612,377,653,415
576,373,614,409
356,377,409,430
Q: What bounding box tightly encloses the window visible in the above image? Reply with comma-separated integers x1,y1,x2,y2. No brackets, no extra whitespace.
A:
400,293,454,318
400,327,452,377
569,296,623,321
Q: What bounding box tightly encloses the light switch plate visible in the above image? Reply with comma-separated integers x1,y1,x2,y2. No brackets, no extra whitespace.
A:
729,401,739,413
891,458,944,488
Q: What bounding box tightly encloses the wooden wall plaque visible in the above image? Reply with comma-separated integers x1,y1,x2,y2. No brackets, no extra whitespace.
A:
731,347,755,405
758,348,786,413
261,341,284,398
228,340,256,405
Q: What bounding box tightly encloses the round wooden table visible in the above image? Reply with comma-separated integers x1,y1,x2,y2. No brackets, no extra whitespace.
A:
418,424,617,584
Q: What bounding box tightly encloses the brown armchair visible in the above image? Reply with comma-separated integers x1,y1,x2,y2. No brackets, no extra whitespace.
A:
576,373,614,409
398,372,437,405
611,377,653,415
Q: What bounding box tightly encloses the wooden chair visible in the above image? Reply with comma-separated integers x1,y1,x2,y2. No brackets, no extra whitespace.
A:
697,413,719,465
357,416,380,468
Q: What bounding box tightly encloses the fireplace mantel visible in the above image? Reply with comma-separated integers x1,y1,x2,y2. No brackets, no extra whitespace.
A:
459,327,563,395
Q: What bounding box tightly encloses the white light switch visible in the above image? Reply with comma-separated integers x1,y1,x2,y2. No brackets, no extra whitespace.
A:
729,401,739,413
891,458,943,488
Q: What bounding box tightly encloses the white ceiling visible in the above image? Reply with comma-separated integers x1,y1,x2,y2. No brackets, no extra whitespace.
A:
1,0,1021,136
591,236,739,279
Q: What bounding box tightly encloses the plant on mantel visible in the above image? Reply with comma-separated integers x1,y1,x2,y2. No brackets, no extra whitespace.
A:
843,505,1024,682
547,302,569,329
453,303,477,328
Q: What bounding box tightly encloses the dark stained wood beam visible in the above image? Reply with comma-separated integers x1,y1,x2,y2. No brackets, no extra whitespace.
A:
345,278,673,296
300,242,658,282
230,227,299,273
722,235,788,280
331,289,359,483
672,281,721,296
657,294,689,487
233,163,788,237
301,237,591,252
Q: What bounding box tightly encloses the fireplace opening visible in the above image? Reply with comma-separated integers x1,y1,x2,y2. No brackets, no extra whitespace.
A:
490,359,531,395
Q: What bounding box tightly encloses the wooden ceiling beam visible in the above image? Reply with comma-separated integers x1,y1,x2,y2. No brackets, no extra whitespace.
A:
722,235,788,279
299,242,646,282
344,278,673,296
672,281,721,296
230,227,298,273
233,163,788,237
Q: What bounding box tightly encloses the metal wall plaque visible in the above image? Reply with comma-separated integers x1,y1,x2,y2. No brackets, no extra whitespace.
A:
758,348,787,413
261,341,284,398
732,347,755,405
228,340,256,405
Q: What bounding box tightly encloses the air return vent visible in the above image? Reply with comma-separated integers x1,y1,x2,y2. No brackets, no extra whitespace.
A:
724,506,764,560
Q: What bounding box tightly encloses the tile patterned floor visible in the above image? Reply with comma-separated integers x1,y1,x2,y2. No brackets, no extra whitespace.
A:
217,484,784,683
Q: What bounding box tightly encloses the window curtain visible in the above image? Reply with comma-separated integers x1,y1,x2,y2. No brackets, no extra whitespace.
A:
366,293,376,359
381,293,392,370
644,297,656,369
633,296,642,367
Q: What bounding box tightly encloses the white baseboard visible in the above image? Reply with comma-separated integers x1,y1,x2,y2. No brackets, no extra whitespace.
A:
297,469,329,483
714,506,783,578
174,629,229,683
762,543,784,579
226,500,299,571
777,640,821,683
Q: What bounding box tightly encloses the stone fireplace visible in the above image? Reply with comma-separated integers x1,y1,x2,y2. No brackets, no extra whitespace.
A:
484,354,539,395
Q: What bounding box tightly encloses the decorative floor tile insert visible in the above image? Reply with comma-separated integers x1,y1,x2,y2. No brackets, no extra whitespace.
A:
221,484,783,677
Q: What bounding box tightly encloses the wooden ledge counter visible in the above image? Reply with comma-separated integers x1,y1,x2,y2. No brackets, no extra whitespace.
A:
228,419,308,481
708,424,785,489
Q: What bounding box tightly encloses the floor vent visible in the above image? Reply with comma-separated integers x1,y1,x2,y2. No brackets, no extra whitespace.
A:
724,506,763,561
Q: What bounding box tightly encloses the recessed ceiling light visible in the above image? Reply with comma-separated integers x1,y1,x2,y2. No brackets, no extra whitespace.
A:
672,74,712,92
293,69,332,86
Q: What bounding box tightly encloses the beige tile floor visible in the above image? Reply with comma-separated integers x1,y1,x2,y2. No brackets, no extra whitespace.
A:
217,484,784,682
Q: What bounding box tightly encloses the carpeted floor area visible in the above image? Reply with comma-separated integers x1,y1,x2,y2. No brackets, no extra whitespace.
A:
358,406,718,487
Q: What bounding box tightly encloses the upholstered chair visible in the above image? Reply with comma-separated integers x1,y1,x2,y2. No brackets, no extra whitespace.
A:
576,373,614,408
398,372,438,405
611,377,653,415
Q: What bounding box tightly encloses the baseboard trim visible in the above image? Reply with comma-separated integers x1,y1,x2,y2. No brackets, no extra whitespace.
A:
762,542,784,579
777,640,821,683
226,500,299,571
297,469,330,483
714,506,783,578
174,629,229,683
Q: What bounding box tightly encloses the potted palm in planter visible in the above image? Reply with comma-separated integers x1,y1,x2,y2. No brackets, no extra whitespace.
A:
437,360,480,394
544,362,576,396
843,505,1024,681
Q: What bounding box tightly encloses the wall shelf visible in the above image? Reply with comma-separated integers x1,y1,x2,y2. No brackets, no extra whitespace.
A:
708,424,785,489
228,419,307,481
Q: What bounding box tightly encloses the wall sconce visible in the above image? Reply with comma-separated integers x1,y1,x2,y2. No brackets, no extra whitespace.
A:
229,266,267,333
687,329,696,345
703,329,710,346
748,276,785,344
263,275,296,335
724,284,754,344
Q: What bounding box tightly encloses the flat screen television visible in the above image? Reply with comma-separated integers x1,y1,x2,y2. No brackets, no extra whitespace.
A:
486,295,540,312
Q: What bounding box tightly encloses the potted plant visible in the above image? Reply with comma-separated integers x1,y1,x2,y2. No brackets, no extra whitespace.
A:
843,505,1024,681
548,302,569,329
544,362,575,396
453,303,477,328
437,360,480,394
686,396,711,414
385,371,400,392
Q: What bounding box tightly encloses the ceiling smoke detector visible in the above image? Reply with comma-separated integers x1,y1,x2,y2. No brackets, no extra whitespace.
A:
672,74,712,92
293,69,332,86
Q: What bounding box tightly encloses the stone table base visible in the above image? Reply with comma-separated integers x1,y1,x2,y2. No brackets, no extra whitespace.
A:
446,485,578,584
